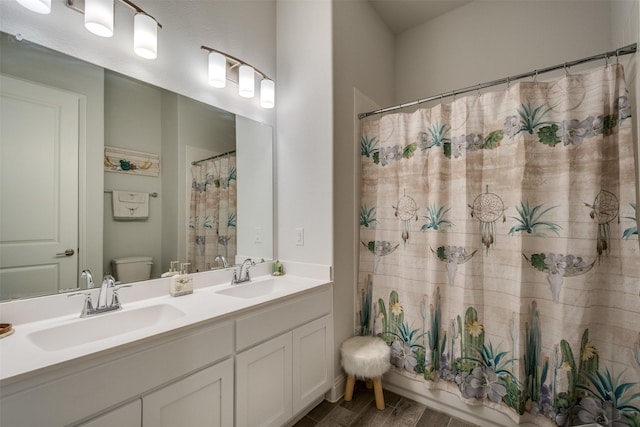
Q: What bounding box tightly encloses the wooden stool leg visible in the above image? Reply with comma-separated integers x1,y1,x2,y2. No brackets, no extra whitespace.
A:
365,379,373,389
372,377,385,410
344,374,356,401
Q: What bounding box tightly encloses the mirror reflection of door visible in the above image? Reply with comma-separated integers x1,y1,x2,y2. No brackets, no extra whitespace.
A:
0,74,80,300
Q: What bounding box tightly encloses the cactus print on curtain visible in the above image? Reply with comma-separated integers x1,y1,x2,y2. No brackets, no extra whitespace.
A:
357,64,640,426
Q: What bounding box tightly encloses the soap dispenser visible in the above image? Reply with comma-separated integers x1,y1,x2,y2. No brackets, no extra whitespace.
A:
161,261,180,278
170,263,193,297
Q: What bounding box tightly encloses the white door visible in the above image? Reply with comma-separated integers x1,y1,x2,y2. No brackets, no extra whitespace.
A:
0,74,79,300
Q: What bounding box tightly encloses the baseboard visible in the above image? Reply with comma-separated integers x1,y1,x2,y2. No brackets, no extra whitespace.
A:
326,374,346,403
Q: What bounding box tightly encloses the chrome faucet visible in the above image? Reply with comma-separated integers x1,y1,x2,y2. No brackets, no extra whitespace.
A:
214,255,229,268
70,272,129,317
80,269,95,289
96,274,116,309
232,258,255,285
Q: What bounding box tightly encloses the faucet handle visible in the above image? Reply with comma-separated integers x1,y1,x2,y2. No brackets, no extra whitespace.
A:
68,292,94,317
110,284,130,307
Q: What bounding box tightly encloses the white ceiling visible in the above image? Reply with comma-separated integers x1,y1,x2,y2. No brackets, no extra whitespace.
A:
369,0,473,34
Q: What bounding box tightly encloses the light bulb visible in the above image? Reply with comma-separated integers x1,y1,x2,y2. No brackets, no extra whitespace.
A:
238,65,255,98
85,0,114,38
260,79,275,109
15,0,51,14
208,52,227,88
134,13,157,59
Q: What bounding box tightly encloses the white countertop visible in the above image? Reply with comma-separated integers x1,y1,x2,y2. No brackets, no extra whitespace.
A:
0,261,331,383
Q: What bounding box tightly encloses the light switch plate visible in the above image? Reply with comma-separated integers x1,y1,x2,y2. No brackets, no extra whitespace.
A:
295,227,304,246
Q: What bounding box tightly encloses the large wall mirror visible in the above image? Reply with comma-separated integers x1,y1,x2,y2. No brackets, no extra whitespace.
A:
0,32,273,301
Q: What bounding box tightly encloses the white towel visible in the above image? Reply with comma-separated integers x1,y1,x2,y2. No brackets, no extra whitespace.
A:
112,191,149,220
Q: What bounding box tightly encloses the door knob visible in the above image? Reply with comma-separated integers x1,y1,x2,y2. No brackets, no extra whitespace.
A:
56,249,75,257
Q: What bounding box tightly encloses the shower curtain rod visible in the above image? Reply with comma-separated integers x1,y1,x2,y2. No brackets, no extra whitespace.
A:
358,43,637,119
191,149,236,165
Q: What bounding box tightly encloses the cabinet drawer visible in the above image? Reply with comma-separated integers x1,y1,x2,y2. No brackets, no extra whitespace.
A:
235,286,331,351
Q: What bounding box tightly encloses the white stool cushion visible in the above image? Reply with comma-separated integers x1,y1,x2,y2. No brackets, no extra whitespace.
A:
341,336,391,379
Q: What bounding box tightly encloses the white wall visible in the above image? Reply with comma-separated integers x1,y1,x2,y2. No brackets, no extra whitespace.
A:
276,0,333,266
395,1,612,104
236,116,274,261
331,0,395,390
103,72,163,278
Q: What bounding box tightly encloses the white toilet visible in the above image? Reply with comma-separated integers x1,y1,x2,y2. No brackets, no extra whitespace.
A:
111,256,153,283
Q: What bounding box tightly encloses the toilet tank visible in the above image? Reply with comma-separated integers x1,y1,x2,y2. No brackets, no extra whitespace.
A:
111,256,153,283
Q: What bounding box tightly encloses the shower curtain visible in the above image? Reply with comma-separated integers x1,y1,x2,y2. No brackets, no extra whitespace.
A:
188,154,237,272
357,64,639,427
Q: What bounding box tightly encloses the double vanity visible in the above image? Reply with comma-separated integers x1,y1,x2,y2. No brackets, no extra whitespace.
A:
0,263,333,427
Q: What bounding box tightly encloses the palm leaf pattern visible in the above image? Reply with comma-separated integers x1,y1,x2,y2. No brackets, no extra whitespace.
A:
517,103,555,135
419,123,451,151
360,135,379,158
421,204,453,231
462,342,518,382
360,205,377,228
391,321,426,350
227,212,236,228
623,203,638,239
509,201,561,237
578,368,640,413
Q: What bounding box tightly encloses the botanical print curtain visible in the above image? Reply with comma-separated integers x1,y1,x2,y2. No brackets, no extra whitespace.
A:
188,154,237,272
357,64,639,427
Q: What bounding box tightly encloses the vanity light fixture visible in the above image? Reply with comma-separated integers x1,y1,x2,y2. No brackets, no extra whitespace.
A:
201,45,275,109
84,0,114,37
238,65,255,98
133,12,158,59
260,79,275,109
208,51,227,88
15,0,51,14
67,0,161,59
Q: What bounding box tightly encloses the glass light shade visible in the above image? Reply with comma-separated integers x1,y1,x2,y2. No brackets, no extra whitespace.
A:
208,52,227,88
238,65,255,98
134,14,157,59
260,79,275,109
84,0,114,38
15,0,51,14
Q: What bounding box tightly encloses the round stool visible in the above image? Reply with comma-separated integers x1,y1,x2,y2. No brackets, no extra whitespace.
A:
340,336,391,410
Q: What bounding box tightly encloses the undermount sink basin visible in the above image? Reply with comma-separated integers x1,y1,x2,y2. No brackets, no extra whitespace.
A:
28,304,186,351
216,278,298,299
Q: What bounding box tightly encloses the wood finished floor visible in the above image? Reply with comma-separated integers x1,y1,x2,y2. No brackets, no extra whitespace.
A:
294,381,480,427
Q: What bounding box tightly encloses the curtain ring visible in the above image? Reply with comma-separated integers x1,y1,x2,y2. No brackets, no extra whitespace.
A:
616,49,620,64
564,63,569,76
533,70,538,85
604,53,609,66
506,77,511,90
476,85,481,97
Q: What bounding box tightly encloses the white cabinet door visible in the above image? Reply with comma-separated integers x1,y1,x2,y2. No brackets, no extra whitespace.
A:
292,315,332,414
236,332,293,427
143,358,233,427
76,399,141,427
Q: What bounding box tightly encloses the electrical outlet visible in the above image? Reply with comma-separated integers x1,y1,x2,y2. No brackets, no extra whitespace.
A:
254,227,262,243
295,227,304,246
